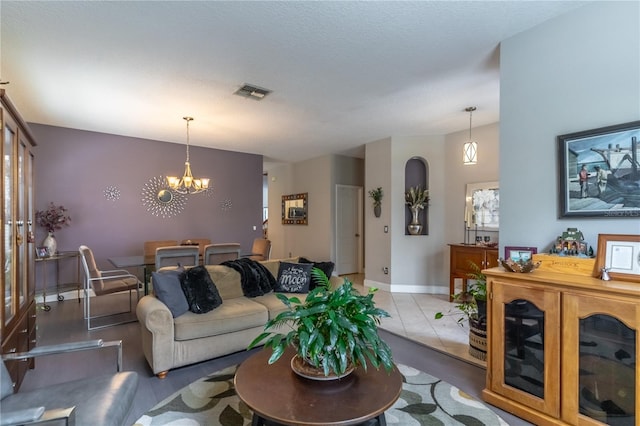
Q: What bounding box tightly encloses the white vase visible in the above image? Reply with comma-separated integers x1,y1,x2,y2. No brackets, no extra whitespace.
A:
42,232,57,256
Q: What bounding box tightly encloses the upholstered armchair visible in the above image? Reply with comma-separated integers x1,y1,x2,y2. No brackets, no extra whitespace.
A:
243,238,272,261
0,339,138,426
78,245,141,330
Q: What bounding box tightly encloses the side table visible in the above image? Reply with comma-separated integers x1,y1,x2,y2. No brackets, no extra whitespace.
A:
35,251,81,311
235,347,402,426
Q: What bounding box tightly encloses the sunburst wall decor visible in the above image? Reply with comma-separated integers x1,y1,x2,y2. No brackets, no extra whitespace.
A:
141,176,187,218
104,185,121,201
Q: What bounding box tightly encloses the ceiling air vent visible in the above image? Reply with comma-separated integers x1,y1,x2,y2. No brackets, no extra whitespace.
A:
234,84,272,100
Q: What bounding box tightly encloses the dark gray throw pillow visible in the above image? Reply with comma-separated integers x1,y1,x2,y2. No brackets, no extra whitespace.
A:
179,265,223,314
275,262,312,293
152,267,189,318
299,257,335,289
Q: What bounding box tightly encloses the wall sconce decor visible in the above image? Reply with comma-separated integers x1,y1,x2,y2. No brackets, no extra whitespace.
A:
463,106,478,165
141,175,187,218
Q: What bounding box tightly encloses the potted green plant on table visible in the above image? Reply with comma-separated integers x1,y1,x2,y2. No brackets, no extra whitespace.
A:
368,187,384,217
248,270,394,379
435,261,488,360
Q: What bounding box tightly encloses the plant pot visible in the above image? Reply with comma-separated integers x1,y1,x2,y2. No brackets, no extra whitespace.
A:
468,317,487,361
407,206,422,235
373,205,381,218
290,354,354,381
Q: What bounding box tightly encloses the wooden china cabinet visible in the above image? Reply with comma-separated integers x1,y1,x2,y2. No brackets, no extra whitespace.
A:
1,89,37,390
448,244,498,301
482,267,638,426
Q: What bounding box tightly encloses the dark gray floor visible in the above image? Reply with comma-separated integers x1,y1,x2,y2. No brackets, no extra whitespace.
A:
19,293,531,425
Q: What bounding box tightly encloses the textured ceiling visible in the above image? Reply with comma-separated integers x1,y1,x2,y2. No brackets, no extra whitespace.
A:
1,1,587,168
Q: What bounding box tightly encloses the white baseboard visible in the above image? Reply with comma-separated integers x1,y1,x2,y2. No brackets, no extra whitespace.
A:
363,279,448,295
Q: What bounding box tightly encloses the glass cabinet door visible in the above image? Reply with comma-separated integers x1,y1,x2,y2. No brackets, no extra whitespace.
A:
3,113,17,329
490,280,561,417
563,293,637,425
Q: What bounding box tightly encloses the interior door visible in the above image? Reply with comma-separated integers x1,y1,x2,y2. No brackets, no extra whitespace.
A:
335,185,362,275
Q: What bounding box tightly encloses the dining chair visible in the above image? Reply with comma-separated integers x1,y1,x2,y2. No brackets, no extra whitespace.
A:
203,243,241,265
155,245,199,270
78,245,141,330
143,240,179,265
243,238,272,261
180,238,211,258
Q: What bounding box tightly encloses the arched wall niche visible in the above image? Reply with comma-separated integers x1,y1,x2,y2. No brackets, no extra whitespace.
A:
404,157,429,235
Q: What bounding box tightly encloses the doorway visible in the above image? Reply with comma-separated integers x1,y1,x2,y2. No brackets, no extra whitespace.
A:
335,185,363,275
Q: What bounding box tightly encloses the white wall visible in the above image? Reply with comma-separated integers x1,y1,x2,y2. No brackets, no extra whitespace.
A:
385,135,447,293
268,154,364,262
443,122,500,246
364,138,392,284
500,1,640,252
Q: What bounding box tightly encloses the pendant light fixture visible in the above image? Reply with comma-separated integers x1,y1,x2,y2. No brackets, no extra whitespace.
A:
463,106,478,165
167,117,210,194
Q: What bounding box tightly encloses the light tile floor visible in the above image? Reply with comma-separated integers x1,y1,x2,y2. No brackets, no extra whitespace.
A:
346,274,485,367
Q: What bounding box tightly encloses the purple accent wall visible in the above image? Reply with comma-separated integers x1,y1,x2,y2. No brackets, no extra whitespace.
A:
30,124,263,292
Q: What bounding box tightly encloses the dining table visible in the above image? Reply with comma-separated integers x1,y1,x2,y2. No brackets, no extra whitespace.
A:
108,255,153,295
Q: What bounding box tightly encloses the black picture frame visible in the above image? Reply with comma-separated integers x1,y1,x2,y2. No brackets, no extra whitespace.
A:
558,120,640,218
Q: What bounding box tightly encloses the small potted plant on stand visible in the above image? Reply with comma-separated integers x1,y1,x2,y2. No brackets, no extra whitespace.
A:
248,270,394,379
435,261,487,360
368,187,384,217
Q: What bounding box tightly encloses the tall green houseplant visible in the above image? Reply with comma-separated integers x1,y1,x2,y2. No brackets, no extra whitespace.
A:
248,270,394,376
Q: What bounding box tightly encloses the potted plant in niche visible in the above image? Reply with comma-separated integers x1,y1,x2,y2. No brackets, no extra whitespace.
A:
435,261,487,360
405,185,429,235
35,202,71,256
368,187,384,217
248,270,394,379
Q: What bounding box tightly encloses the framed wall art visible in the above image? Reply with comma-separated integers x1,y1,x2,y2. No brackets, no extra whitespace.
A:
504,246,537,262
464,181,499,230
593,234,640,282
558,120,640,218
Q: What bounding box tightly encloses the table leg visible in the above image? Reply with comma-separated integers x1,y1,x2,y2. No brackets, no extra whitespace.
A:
251,414,265,426
376,413,387,426
41,262,51,312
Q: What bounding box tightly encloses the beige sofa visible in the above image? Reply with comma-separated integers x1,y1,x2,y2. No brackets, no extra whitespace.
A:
136,258,338,378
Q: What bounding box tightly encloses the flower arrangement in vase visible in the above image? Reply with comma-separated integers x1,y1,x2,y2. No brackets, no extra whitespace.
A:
35,202,71,255
404,186,429,235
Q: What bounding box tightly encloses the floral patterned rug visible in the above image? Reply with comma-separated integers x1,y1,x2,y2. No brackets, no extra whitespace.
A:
135,364,508,426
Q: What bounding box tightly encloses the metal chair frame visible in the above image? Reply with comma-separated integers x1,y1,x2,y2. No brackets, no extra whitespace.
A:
78,245,141,330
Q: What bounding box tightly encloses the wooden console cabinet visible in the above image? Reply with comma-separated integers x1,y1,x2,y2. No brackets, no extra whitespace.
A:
483,268,638,426
448,244,498,301
1,90,37,390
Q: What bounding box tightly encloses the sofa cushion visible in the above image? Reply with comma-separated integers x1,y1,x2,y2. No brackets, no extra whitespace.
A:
275,262,312,293
174,298,268,341
259,257,299,279
151,267,189,318
299,257,335,289
222,258,275,297
253,293,308,319
179,265,223,314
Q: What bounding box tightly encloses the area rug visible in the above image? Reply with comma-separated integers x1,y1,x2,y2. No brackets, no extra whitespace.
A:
134,364,509,426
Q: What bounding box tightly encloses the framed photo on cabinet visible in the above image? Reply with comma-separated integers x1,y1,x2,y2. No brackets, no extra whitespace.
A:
593,234,640,282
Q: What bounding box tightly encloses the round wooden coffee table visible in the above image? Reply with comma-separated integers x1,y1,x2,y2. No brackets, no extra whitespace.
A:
235,347,402,426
